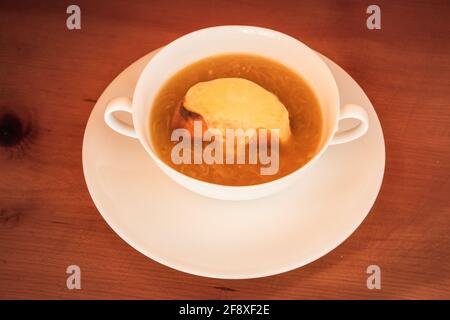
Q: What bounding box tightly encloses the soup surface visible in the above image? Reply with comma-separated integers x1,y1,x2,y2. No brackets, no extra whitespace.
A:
150,53,323,186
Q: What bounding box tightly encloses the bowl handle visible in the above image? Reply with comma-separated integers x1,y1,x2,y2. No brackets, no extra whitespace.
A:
329,104,369,145
104,97,138,139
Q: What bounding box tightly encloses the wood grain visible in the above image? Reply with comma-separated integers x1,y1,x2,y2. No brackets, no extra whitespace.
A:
0,0,449,299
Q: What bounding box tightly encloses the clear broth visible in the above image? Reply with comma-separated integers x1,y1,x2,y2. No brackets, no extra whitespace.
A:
150,54,323,186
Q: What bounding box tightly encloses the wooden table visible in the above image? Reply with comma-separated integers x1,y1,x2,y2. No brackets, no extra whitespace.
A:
1,0,449,300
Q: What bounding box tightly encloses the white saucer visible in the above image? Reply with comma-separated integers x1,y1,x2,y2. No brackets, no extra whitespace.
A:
82,49,385,279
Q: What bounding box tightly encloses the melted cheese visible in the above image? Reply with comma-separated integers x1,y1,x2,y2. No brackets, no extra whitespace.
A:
183,78,291,141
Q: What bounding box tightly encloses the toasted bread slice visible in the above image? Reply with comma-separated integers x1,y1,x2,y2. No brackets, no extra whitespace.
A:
181,78,291,142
